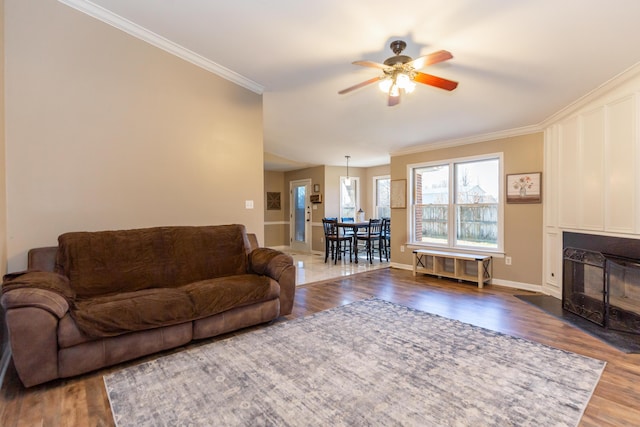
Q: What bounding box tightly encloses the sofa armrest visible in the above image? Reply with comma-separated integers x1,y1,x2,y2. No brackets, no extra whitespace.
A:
1,271,73,387
249,248,293,281
1,271,73,318
1,287,69,318
249,248,296,316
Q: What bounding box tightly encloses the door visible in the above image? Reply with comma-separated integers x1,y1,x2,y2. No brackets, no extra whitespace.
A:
290,179,312,252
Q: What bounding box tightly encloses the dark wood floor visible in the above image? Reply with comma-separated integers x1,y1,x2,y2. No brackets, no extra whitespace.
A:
2,268,639,426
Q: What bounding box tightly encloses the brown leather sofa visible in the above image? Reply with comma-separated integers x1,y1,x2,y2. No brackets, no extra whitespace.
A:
1,224,295,387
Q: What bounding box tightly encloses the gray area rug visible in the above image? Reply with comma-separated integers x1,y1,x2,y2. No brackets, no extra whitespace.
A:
104,298,605,427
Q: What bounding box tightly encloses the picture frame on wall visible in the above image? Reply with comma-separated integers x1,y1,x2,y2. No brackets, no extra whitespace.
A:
266,192,281,210
506,172,542,204
391,179,407,209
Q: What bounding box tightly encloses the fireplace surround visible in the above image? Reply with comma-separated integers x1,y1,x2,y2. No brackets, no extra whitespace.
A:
563,232,640,335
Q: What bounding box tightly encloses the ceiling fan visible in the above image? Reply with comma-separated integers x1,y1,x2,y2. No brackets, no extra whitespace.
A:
338,40,458,106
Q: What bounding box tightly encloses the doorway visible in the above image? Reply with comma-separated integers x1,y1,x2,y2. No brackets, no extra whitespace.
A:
290,179,312,252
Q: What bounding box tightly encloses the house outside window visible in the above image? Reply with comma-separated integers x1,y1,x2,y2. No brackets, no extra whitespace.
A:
410,154,503,251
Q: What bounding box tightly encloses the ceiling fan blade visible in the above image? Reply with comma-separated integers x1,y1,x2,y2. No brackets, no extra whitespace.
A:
338,76,381,95
388,87,401,106
414,71,458,91
409,50,453,70
352,60,389,70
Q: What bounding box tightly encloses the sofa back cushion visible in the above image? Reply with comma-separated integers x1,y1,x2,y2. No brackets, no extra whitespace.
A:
55,225,251,298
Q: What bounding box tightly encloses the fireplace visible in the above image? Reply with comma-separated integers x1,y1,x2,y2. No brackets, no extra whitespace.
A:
563,233,640,335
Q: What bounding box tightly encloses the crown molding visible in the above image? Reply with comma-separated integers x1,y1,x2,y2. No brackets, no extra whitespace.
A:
540,61,640,127
392,61,640,156
58,0,264,94
391,124,543,156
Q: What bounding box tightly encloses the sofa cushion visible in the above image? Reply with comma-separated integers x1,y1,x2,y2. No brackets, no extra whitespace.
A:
56,225,251,298
71,288,196,338
182,274,279,319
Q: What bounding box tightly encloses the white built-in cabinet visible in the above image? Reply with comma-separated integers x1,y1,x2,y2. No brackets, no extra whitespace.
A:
543,66,640,298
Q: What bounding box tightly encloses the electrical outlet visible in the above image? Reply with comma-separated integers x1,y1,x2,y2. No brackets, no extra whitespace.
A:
505,256,512,265
400,245,405,253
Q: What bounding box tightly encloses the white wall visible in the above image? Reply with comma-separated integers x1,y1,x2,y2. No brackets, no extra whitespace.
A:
543,64,640,297
4,0,265,271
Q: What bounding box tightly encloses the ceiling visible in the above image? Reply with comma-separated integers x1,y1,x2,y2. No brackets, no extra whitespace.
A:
65,0,640,170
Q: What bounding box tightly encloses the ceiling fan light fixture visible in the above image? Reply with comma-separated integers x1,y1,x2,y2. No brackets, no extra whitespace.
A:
397,73,416,93
378,78,393,93
379,72,415,96
339,40,457,106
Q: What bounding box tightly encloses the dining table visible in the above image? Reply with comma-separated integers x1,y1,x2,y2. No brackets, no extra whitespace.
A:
336,221,369,264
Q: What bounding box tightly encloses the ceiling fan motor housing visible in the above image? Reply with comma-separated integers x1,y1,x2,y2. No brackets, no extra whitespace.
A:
390,40,407,55
384,55,413,67
385,40,413,67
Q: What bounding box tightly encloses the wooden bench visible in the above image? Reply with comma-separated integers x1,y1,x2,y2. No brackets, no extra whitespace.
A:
412,249,492,288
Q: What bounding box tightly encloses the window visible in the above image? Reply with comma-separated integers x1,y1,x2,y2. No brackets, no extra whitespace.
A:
411,154,502,251
340,177,359,220
374,176,391,219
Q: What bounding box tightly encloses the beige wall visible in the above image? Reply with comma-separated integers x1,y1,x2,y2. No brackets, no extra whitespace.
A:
391,132,544,287
363,164,391,218
285,166,325,223
4,0,264,271
283,166,324,251
323,165,366,219
0,0,8,367
270,164,389,252
0,0,5,276
264,170,287,247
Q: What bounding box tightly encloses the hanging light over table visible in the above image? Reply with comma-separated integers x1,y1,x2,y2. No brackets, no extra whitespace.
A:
345,155,351,185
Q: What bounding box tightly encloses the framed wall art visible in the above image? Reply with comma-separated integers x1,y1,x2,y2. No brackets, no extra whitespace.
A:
391,179,407,209
506,172,542,204
266,192,281,210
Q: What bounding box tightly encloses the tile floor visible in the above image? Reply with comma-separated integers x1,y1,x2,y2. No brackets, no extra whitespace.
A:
280,248,389,286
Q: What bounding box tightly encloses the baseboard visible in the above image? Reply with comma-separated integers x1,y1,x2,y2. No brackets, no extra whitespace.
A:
0,345,11,391
491,278,543,293
390,262,412,271
391,262,542,293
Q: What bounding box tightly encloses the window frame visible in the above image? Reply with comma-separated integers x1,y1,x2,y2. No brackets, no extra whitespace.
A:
373,175,391,219
408,153,504,254
339,176,360,220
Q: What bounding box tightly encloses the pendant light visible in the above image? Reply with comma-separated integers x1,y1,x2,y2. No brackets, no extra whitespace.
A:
345,155,351,185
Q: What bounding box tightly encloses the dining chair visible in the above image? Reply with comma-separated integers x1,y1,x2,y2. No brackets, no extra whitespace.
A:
341,217,355,238
381,217,391,262
356,218,383,264
322,218,352,264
